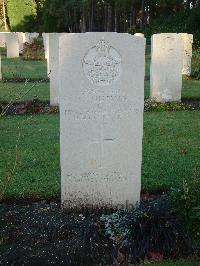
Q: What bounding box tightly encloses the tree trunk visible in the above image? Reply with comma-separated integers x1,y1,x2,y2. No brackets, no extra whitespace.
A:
89,0,94,31
2,0,8,31
131,0,136,28
140,0,145,30
107,3,112,31
114,2,118,32
149,0,154,25
80,12,86,33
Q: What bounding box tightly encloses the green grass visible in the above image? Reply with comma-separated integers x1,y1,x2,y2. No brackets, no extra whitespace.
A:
181,79,200,100
0,114,60,200
0,111,199,200
0,82,50,102
142,111,200,192
0,48,47,80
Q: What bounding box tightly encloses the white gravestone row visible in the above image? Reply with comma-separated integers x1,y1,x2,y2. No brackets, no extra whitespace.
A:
0,32,40,58
59,33,146,208
47,32,193,106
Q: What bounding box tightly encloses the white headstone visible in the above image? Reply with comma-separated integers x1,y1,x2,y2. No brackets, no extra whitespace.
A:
16,32,24,54
150,33,183,102
42,33,49,60
134,33,144,38
59,33,146,208
23,32,31,43
179,33,193,76
6,33,19,58
22,32,28,43
49,33,60,105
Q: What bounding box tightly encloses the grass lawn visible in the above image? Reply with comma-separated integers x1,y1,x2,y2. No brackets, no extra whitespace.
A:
0,111,199,200
0,81,50,102
0,48,47,80
181,79,200,100
142,111,199,192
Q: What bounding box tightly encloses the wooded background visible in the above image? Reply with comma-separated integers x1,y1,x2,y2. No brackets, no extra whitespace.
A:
0,0,200,45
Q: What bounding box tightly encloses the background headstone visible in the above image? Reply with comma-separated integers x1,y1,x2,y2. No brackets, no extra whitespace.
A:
60,33,146,208
49,33,60,106
23,32,31,43
22,32,39,43
179,33,193,76
16,32,24,54
42,33,49,60
6,33,19,58
150,33,183,102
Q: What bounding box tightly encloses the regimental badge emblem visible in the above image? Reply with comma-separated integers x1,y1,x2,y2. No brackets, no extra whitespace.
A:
83,39,122,86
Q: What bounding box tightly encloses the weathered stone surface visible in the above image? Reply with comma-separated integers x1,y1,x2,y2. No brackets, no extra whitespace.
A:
179,33,193,76
5,33,19,58
60,33,146,208
42,33,49,60
49,33,62,106
150,33,183,102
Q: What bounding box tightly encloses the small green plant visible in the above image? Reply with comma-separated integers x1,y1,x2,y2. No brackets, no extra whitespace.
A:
171,175,200,240
101,196,191,264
